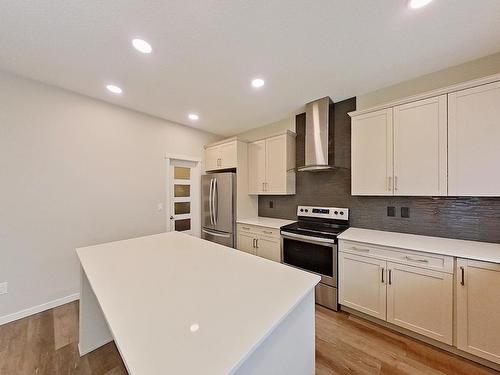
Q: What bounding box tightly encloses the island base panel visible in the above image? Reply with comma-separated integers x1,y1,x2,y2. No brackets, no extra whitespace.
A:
78,266,113,356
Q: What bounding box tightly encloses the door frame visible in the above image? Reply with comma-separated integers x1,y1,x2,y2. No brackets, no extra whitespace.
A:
165,154,202,237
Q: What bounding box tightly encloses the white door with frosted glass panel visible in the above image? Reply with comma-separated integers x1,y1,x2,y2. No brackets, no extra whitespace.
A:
169,160,197,235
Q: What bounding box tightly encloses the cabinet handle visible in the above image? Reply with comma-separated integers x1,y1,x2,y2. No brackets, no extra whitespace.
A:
381,268,385,283
242,226,251,230
405,256,429,263
460,266,465,286
262,182,265,191
351,246,370,253
388,176,392,191
255,238,259,249
388,269,392,285
394,176,398,191
252,238,256,248
263,230,273,235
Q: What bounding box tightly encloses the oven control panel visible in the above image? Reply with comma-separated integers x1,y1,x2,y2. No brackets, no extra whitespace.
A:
297,206,349,220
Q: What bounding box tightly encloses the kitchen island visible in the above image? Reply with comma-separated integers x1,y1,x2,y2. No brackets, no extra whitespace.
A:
76,231,320,374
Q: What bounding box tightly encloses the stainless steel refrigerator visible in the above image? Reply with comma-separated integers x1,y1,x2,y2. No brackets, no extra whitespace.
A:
201,172,235,248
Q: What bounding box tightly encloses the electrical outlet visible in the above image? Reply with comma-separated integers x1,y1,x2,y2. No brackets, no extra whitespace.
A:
0,282,8,295
401,207,410,218
269,200,274,209
387,206,396,217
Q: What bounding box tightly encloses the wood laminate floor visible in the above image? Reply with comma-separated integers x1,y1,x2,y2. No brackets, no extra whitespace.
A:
0,301,497,374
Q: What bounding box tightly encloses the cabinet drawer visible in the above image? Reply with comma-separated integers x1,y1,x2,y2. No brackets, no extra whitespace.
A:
340,240,453,273
237,223,280,239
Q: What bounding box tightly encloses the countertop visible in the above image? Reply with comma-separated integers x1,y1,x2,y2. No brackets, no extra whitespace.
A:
237,217,296,229
76,231,319,374
338,228,500,264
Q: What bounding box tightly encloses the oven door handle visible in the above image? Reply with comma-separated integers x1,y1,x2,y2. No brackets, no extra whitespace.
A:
281,231,336,244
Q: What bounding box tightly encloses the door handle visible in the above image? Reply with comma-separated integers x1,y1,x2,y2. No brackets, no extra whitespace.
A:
460,266,465,286
405,256,429,263
214,178,218,225
209,178,214,225
202,229,230,238
388,269,392,285
381,268,385,283
351,246,370,253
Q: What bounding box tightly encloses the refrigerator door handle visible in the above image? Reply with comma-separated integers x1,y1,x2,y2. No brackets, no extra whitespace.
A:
209,178,214,225
202,229,231,238
214,178,219,225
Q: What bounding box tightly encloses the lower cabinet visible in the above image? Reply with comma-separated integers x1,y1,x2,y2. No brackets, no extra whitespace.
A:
339,248,453,344
456,259,500,364
237,224,281,262
237,231,257,256
339,252,387,320
387,262,453,345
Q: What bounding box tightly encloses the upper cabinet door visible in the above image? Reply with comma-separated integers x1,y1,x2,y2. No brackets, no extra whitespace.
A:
449,81,500,196
265,135,287,194
393,95,447,196
351,108,393,195
219,141,237,169
248,140,266,194
204,146,219,171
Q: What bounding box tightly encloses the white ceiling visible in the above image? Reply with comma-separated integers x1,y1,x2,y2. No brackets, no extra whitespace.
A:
1,1,499,136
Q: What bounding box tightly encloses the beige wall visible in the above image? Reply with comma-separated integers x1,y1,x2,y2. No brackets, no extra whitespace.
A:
0,71,219,320
357,52,500,110
236,117,295,142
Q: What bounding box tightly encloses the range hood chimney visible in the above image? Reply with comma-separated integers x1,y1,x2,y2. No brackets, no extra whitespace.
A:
297,97,334,172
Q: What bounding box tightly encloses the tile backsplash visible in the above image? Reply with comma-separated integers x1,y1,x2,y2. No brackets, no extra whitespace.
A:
258,97,500,243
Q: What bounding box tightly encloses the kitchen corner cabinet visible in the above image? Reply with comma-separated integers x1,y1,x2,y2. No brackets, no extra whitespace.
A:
237,224,281,262
456,259,500,364
448,81,500,196
351,95,447,196
248,132,296,195
204,139,238,171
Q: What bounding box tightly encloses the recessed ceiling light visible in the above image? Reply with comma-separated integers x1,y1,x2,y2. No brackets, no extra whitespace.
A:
188,113,199,121
132,38,152,54
106,84,123,94
409,0,433,9
251,78,265,88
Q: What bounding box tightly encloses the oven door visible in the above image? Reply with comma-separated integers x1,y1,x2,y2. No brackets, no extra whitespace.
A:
281,232,337,287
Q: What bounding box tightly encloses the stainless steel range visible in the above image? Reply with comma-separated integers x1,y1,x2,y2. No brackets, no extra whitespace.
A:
280,206,349,311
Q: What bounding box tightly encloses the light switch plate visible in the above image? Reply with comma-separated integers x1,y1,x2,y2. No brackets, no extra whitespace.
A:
0,282,8,295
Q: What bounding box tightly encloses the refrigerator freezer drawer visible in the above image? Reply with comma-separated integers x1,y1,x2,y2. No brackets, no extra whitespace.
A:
202,228,234,248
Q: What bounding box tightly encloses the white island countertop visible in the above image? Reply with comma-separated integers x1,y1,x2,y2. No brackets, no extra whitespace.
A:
237,217,295,229
76,232,319,374
338,228,500,264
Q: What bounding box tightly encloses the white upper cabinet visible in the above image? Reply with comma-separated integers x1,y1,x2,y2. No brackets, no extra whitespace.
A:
248,140,266,194
248,132,296,195
393,95,448,196
351,109,393,195
204,139,238,171
448,81,500,196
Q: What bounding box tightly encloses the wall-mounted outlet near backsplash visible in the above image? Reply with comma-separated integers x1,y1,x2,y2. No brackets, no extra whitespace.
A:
258,96,500,244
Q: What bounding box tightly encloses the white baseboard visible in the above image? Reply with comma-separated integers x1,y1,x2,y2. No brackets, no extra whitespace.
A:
0,293,80,326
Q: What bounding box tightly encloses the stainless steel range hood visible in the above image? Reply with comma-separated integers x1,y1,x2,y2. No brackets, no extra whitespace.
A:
297,97,334,172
